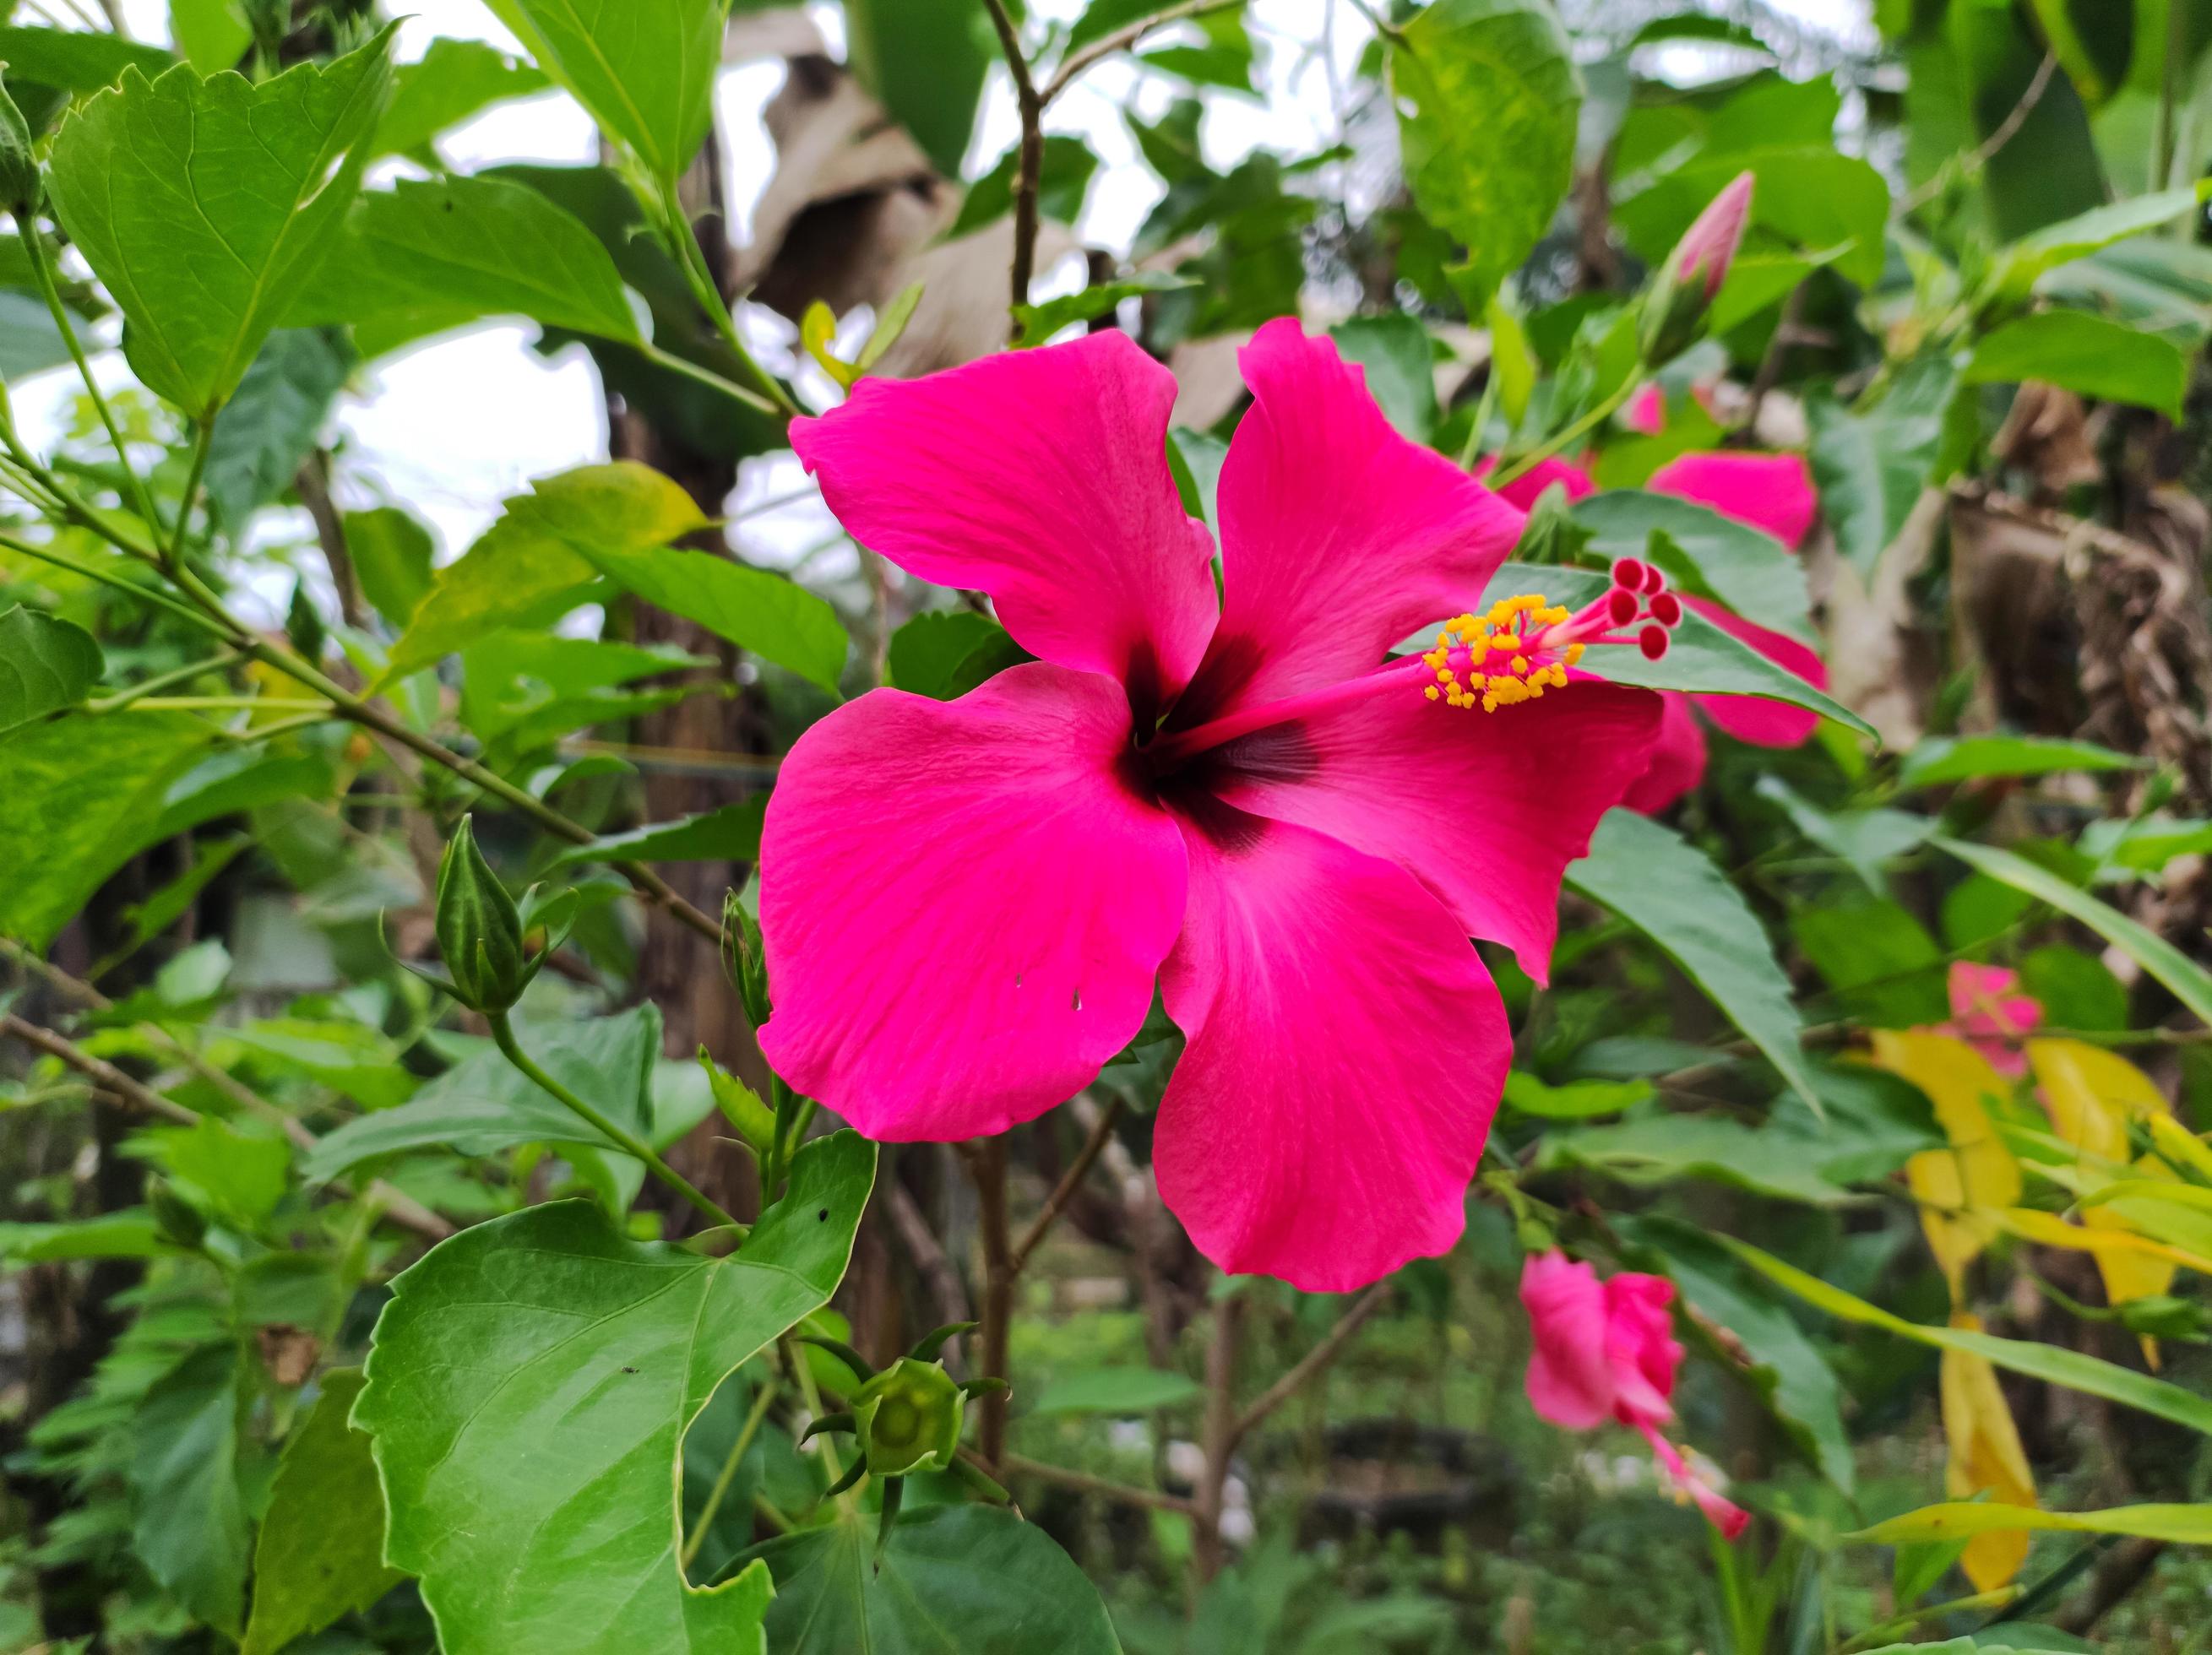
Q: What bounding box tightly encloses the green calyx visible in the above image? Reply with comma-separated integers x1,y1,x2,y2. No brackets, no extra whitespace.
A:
431,817,575,1013
854,1358,965,1478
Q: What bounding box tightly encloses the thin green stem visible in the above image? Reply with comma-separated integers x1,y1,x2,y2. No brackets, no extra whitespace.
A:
84,649,242,713
638,341,781,419
130,695,329,713
652,178,798,419
488,1012,739,1232
1490,376,1637,488
168,419,215,568
682,1380,778,1571
214,709,338,744
1455,359,1501,470
0,530,236,637
784,1332,856,1515
1841,1587,2018,1652
19,219,162,535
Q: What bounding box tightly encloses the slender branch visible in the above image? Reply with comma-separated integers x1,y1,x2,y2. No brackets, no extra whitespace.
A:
963,1446,1196,1517
168,419,214,568
3,1013,198,1124
1011,1095,1122,1274
1039,0,1247,105
1490,377,1637,488
0,530,236,637
884,1180,972,1342
1192,1285,1243,1587
978,0,1045,325
639,340,783,420
1900,53,2057,214
489,1012,740,1232
84,650,243,714
1231,1282,1389,1444
682,1379,778,1571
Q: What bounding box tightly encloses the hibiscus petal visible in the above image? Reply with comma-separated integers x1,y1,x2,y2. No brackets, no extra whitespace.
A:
1649,451,1819,548
1622,694,1708,815
790,332,1217,715
1179,319,1524,723
758,664,1188,1141
1521,1253,1616,1431
1682,597,1826,746
1154,813,1508,1290
1202,681,1660,983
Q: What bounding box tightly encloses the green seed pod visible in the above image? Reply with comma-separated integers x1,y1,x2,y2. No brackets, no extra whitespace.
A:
854,1357,966,1478
433,815,528,1012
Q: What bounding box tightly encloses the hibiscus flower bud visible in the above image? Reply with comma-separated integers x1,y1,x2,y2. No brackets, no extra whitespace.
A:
433,815,529,1013
1639,171,1754,366
720,891,773,1028
0,72,36,217
855,1357,968,1478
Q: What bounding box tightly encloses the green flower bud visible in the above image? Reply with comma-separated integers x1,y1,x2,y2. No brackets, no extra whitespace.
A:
854,1357,965,1478
0,71,39,216
720,891,772,1028
433,815,528,1012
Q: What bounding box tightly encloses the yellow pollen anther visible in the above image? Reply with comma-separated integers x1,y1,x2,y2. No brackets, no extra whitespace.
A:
1424,684,1440,701
1564,642,1586,666
1509,654,1530,676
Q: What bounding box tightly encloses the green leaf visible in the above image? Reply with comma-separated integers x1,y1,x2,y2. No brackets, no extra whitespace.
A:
1717,1234,2212,1437
1899,734,2144,789
1851,1499,2212,1549
1479,562,1872,735
46,30,396,418
952,134,1100,238
168,0,251,74
551,799,766,871
1390,0,1581,310
1329,313,1438,442
0,711,208,949
1617,1215,1856,1494
131,1344,249,1637
736,1503,1122,1654
1573,490,1812,640
139,1114,291,1226
1791,897,1948,1028
1502,1071,1652,1119
0,24,171,96
1807,355,1957,576
887,610,1032,701
0,604,101,733
1617,149,1889,289
1567,809,1819,1112
386,463,706,678
1013,273,1197,347
460,632,709,745
0,1209,164,1262
1991,184,2209,301
1753,776,1932,894
584,544,848,694
844,0,990,178
204,328,355,529
1030,1367,1204,1416
241,1370,405,1655
485,0,721,182
356,1131,877,1653
345,505,436,631
289,171,645,355
374,36,549,158
304,1005,662,1183
1965,309,2190,416
1932,837,2212,1027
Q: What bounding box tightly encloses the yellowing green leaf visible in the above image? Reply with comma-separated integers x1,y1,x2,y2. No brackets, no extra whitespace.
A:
1851,1499,2212,1548
1939,1315,2035,1592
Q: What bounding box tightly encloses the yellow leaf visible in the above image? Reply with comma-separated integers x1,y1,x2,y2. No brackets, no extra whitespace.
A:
1875,1032,2023,1297
1996,1206,2209,1277
1940,1312,2036,1593
2027,1038,2168,1161
2148,1113,2212,1183
799,300,856,389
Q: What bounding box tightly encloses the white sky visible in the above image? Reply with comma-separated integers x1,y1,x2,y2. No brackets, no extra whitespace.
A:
42,0,1870,581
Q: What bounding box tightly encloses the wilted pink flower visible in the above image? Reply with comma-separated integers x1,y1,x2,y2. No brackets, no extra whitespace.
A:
1480,440,1827,814
762,322,1673,1290
1944,962,2043,1078
1521,1251,1750,1538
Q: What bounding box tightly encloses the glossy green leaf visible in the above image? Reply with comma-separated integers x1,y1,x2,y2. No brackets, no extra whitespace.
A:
374,36,549,158
844,0,991,178
46,31,396,417
1992,184,2209,301
204,328,355,529
131,1344,249,1637
357,1131,877,1652
1573,491,1813,640
552,799,766,871
486,0,721,182
345,504,436,630
735,1503,1122,1654
1030,1367,1204,1416
1718,1234,2212,1436
1807,356,1957,576
304,1005,661,1182
0,24,171,95
1965,309,2190,416
1013,273,1197,347
887,611,1031,701
386,463,705,678
1390,0,1580,308
0,711,208,949
585,544,848,694
1568,809,1819,1111
291,172,644,355
168,0,251,74
0,604,101,733
241,1370,404,1655
1899,733,2144,789
1330,313,1438,442
1933,836,2212,1026
1479,562,1872,735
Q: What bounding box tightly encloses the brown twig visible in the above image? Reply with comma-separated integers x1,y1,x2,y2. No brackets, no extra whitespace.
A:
1038,0,1247,105
963,1446,1197,1516
884,1179,972,1338
1011,1094,1122,1274
1900,52,2058,214
1192,1285,1243,1588
976,0,1045,325
3,1014,199,1125
1231,1282,1391,1444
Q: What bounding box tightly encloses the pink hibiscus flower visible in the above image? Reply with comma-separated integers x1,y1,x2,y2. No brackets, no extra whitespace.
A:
1521,1251,1750,1538
758,320,1677,1290
1480,431,1827,814
1943,962,2043,1078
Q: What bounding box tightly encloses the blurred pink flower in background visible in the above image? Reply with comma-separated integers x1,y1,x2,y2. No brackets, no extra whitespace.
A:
1943,962,2044,1077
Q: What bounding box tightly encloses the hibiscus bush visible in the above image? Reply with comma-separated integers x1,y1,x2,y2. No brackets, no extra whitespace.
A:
5,1,2212,1650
